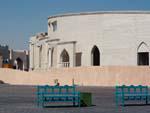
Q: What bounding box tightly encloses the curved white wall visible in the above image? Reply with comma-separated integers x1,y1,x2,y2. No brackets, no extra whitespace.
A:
30,12,150,70
48,12,150,66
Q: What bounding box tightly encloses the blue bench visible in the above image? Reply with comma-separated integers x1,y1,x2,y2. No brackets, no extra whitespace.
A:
37,85,80,107
115,85,149,107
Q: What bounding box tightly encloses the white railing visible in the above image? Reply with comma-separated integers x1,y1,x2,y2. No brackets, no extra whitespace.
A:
59,62,70,68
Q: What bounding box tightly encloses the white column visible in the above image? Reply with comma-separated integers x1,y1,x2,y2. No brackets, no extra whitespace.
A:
29,44,34,70
29,44,32,69
48,48,52,68
73,43,76,67
23,63,25,71
32,45,35,69
9,49,13,60
148,52,150,66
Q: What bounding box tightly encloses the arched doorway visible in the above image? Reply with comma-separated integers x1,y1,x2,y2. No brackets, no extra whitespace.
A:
91,46,100,66
137,42,149,65
15,57,23,70
60,49,70,67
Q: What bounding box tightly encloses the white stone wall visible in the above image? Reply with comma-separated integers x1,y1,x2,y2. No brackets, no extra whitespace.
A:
30,12,150,70
48,13,150,66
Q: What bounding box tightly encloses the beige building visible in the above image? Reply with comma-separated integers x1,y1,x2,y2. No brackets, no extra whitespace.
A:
0,55,2,68
29,11,150,70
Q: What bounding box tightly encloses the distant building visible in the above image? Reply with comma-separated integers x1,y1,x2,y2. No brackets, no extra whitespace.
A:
28,11,150,70
0,45,9,63
0,54,2,68
0,44,29,71
9,50,29,71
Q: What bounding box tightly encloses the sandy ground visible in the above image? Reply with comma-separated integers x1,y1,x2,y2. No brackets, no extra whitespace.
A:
0,85,150,113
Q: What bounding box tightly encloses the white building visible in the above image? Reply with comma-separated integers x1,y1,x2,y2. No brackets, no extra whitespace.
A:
9,50,29,71
29,11,150,70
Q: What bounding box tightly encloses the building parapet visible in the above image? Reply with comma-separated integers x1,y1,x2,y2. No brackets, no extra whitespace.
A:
48,11,150,19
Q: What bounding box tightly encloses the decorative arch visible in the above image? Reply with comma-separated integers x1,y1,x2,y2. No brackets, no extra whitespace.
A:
137,42,149,66
91,45,100,66
60,49,70,67
60,49,69,62
137,42,149,52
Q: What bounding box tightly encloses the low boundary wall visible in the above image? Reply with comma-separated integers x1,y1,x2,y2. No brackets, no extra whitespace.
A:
0,66,150,86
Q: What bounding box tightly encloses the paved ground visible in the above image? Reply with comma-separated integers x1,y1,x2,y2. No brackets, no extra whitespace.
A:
0,84,150,113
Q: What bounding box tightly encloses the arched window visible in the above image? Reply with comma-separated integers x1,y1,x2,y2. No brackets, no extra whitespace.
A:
60,49,70,67
137,42,149,65
91,45,100,66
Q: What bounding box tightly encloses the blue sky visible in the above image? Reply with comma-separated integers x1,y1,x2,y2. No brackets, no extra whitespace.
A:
0,0,150,50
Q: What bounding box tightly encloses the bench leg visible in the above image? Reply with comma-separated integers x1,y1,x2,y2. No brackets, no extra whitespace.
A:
73,97,75,106
146,96,148,104
116,95,119,107
78,97,80,107
37,100,40,107
37,95,40,107
37,96,42,108
41,96,45,108
122,96,125,107
73,102,75,106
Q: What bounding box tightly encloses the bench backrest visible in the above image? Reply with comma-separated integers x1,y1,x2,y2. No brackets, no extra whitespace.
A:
37,85,77,94
116,85,148,95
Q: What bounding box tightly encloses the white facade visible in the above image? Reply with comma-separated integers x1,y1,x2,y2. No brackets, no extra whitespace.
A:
29,11,150,70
